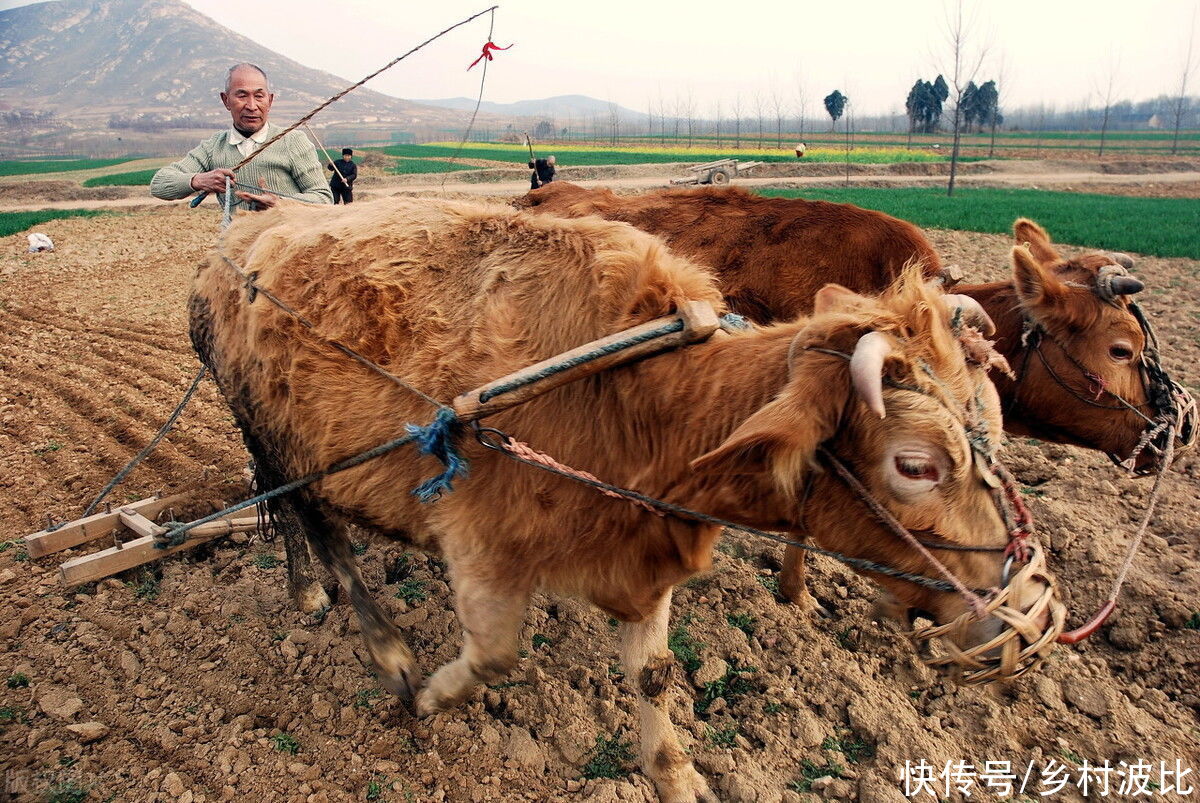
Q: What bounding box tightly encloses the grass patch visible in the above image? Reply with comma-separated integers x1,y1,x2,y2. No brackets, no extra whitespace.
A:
380,142,951,166
127,567,160,600
7,673,29,688
389,157,480,174
726,613,756,637
789,758,845,793
531,633,552,649
271,732,301,754
668,614,702,673
45,781,90,803
756,575,782,599
0,209,110,238
81,168,159,187
395,578,427,605
706,725,740,749
695,663,758,715
757,187,1200,260
0,705,28,733
1185,612,1200,629
251,552,281,569
0,158,130,176
581,732,635,780
354,688,382,709
822,731,875,763
33,440,62,454
2,540,30,562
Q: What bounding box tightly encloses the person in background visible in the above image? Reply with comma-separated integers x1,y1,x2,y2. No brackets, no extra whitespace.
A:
150,63,332,210
528,154,556,189
328,147,358,204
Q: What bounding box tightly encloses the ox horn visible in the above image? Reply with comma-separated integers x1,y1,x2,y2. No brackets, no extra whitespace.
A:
940,294,996,337
1109,275,1144,296
1109,252,1135,270
850,331,895,419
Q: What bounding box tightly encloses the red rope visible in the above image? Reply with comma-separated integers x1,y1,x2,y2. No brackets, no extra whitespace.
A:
468,40,511,70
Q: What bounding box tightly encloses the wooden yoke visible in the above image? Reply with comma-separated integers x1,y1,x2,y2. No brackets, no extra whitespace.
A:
453,300,720,422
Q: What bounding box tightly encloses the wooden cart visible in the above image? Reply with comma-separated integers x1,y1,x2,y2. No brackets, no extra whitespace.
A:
670,158,764,186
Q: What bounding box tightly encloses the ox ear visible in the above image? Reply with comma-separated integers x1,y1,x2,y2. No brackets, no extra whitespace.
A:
1013,218,1061,265
813,283,867,315
1012,245,1069,309
691,352,847,484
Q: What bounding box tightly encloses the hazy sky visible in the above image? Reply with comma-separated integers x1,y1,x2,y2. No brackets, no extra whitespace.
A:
4,0,1199,115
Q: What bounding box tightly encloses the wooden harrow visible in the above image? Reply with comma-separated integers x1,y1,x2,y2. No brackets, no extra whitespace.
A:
24,495,262,587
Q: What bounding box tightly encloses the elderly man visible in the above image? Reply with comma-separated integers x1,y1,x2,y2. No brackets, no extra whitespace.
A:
150,63,332,209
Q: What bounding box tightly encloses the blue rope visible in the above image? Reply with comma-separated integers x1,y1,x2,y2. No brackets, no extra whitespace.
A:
720,312,752,331
408,406,469,501
477,319,684,402
156,406,468,548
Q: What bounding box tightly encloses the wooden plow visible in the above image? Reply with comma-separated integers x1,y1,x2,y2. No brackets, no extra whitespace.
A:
24,495,263,588
670,158,765,186
23,301,723,588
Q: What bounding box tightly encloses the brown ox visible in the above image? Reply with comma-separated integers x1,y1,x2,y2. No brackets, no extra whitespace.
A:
190,198,1056,802
518,183,1188,474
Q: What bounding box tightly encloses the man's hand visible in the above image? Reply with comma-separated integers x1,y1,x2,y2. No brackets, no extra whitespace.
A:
189,168,237,194
234,177,280,211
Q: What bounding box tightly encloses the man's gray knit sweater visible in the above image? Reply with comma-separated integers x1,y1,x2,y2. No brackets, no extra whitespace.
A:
150,123,333,207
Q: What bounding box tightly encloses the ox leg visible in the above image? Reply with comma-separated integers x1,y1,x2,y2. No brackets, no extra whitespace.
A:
779,543,831,616
621,590,716,803
276,500,331,614
297,503,419,702
416,575,528,715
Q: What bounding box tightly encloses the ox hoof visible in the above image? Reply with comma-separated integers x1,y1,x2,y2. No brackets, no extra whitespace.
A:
780,584,834,619
655,765,717,803
293,582,332,614
373,646,420,707
414,685,470,717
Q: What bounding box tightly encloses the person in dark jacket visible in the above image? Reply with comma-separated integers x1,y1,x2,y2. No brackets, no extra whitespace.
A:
528,154,556,189
327,147,358,204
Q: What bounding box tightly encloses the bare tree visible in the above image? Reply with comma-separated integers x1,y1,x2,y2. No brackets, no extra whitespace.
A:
939,0,990,197
1170,8,1198,155
607,101,620,147
987,55,1009,157
732,92,743,149
647,97,654,140
794,70,808,141
1095,54,1120,157
753,91,766,148
683,87,696,148
771,85,786,148
714,99,723,148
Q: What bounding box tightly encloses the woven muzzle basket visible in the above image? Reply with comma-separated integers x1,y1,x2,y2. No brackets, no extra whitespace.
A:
909,543,1066,685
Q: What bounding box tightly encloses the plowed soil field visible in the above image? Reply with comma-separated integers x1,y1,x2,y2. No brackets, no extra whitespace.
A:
1,202,1198,803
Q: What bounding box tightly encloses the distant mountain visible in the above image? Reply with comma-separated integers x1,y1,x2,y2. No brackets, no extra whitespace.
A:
0,0,460,126
416,94,647,122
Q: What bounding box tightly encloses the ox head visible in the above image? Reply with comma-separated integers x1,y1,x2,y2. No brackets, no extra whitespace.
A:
692,270,1061,666
1007,219,1195,473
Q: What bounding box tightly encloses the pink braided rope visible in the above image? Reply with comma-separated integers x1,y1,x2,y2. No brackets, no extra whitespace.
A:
503,439,665,517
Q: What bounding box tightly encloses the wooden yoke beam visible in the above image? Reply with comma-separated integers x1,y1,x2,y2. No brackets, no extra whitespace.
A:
452,301,720,422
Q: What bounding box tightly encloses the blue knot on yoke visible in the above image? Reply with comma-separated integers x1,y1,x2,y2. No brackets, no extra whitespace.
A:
407,406,469,502
720,313,752,332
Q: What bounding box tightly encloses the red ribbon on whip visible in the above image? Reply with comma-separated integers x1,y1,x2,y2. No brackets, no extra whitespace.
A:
468,40,512,70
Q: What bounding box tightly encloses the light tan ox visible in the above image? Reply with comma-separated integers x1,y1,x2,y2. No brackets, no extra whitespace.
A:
190,197,1058,802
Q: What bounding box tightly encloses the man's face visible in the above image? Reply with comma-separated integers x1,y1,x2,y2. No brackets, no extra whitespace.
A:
342,154,352,162
221,68,273,135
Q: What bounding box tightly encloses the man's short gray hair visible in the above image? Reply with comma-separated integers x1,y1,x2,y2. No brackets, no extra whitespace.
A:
224,63,270,93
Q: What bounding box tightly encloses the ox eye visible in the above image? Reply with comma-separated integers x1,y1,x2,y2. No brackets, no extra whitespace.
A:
894,452,940,483
1109,342,1135,362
